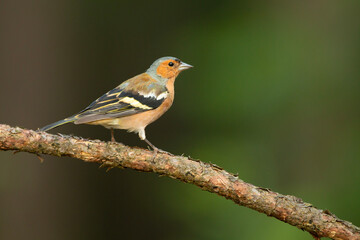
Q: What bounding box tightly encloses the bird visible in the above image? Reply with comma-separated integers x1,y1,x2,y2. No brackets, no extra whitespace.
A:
40,56,193,155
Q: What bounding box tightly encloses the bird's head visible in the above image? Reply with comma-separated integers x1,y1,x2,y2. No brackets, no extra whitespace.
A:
146,56,193,81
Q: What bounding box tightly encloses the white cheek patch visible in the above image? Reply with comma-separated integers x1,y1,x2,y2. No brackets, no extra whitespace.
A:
120,97,153,110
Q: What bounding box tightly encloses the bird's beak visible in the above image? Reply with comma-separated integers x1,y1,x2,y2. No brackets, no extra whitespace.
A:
178,62,193,71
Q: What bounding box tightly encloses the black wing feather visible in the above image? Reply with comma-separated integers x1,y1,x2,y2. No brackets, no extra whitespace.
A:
73,86,166,124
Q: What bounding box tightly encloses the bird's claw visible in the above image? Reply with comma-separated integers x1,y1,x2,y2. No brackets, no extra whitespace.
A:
156,148,173,156
150,147,173,162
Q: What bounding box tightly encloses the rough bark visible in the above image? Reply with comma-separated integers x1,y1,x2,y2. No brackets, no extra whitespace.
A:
0,124,359,240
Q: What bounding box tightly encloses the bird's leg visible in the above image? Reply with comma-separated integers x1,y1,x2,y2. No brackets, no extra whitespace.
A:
144,138,173,156
110,129,124,145
144,138,159,159
138,128,172,158
110,128,116,142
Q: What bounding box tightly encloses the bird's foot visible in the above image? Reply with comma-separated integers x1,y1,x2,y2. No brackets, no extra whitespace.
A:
150,147,173,161
109,140,124,145
155,147,173,156
144,138,173,160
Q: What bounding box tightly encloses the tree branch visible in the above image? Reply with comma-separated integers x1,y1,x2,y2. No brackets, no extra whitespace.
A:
0,124,359,240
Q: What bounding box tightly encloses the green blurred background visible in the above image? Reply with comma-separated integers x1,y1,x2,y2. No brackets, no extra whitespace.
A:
0,0,359,239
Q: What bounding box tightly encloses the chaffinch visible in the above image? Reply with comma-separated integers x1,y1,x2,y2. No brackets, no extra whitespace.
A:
40,56,193,154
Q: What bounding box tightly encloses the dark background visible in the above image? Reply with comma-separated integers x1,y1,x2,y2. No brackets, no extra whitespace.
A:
0,0,359,239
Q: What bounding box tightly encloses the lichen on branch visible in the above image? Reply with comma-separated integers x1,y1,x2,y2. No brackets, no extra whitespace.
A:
0,124,359,240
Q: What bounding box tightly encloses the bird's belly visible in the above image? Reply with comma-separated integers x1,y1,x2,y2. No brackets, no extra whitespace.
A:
87,103,172,133
116,111,161,131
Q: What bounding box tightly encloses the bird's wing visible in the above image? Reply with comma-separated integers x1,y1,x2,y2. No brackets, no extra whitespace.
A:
73,73,168,124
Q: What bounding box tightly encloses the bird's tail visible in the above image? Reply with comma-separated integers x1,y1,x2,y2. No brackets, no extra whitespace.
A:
40,116,76,132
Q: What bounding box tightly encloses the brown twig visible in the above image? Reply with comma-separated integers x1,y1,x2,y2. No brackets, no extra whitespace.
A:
0,124,359,240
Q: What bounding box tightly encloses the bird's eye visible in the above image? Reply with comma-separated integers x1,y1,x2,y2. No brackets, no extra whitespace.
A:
168,62,174,67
